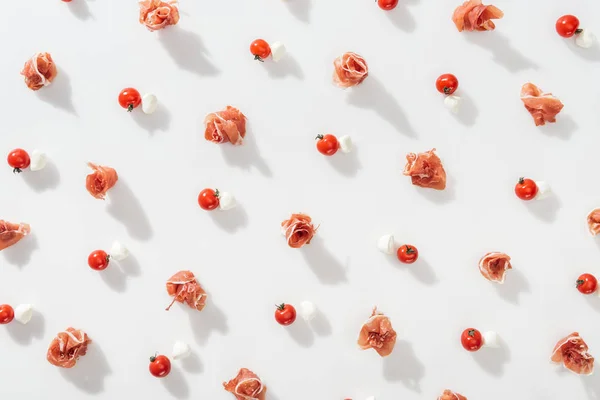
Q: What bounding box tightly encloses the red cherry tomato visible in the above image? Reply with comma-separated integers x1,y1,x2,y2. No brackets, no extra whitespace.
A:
514,177,538,201
274,303,296,326
250,39,271,62
88,250,110,271
0,304,14,324
397,244,418,264
62,0,73,2
316,134,339,156
7,149,30,173
118,88,141,112
377,0,399,11
436,74,459,95
198,188,220,211
577,273,598,295
461,328,483,351
556,15,581,38
149,354,171,378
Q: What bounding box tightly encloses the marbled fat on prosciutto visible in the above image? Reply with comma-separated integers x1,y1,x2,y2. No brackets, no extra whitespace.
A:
85,163,118,200
0,220,30,251
281,213,317,248
223,368,266,400
520,83,564,126
47,328,91,368
20,52,57,91
357,307,397,357
332,52,369,88
452,0,503,32
403,148,447,190
166,270,208,311
551,332,594,375
139,0,180,31
204,106,247,145
478,252,512,283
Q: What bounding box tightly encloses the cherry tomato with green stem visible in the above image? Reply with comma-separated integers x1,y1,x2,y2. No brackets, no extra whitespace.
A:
397,244,418,264
316,134,339,156
514,177,538,201
556,15,581,38
436,74,459,95
198,188,220,211
0,304,14,324
88,250,110,271
118,88,141,112
461,328,483,351
7,149,30,173
149,354,171,378
377,0,398,11
250,39,271,62
275,303,296,326
576,273,598,295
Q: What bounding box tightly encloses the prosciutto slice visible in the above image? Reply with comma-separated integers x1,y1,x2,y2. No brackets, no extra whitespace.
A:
333,52,368,88
139,0,180,31
281,213,317,248
223,368,266,400
204,106,247,145
438,390,468,400
551,332,594,375
85,162,118,200
47,327,91,368
478,252,512,283
357,307,397,357
452,0,503,32
587,209,600,236
166,270,208,311
20,52,57,91
0,220,30,251
520,83,564,126
403,148,447,190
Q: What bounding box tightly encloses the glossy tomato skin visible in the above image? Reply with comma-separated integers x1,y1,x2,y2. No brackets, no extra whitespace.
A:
88,250,110,271
149,355,171,378
556,15,580,38
250,39,271,61
397,244,418,264
118,88,141,112
436,74,459,95
275,303,296,326
377,0,399,11
0,304,14,324
7,149,31,173
461,328,483,351
577,274,598,295
316,134,339,156
198,188,220,211
514,177,538,201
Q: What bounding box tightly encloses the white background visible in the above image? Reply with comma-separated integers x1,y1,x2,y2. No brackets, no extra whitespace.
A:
1,0,600,399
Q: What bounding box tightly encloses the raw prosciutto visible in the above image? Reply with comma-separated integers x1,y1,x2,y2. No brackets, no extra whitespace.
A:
85,162,118,200
478,252,512,283
139,0,180,31
332,52,369,88
281,213,317,249
452,0,503,32
438,390,468,400
20,52,57,91
0,220,30,251
520,83,564,126
587,209,600,236
47,327,91,368
223,368,266,400
403,148,447,190
204,106,247,145
551,332,594,375
166,270,208,311
357,307,397,357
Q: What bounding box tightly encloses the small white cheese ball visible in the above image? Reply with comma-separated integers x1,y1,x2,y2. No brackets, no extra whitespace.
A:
270,41,286,62
172,341,191,360
338,135,353,154
109,241,129,261
30,150,47,171
142,93,158,114
482,331,499,348
377,234,395,255
299,301,317,321
534,181,551,200
444,95,462,114
575,29,595,49
218,191,237,211
14,304,33,325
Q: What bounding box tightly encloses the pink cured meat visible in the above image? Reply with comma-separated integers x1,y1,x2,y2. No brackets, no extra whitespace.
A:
452,0,503,32
332,52,369,88
204,106,247,145
357,307,397,357
85,163,118,200
520,83,564,126
0,220,30,251
139,0,180,31
403,148,447,190
166,270,208,311
438,390,468,400
551,332,594,375
47,327,92,368
223,368,266,400
281,213,317,249
587,209,600,236
478,252,512,283
20,52,58,91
